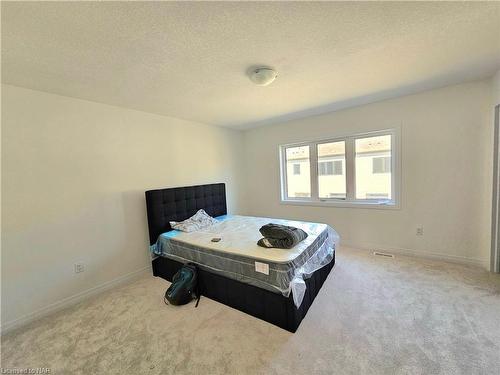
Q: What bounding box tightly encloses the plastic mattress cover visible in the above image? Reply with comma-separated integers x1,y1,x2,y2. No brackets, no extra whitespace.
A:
150,215,339,307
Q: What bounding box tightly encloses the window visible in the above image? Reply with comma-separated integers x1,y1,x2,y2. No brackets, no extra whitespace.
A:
317,141,346,199
372,156,391,174
355,135,392,200
285,146,311,198
318,162,331,175
280,129,399,208
333,160,343,175
293,163,301,175
318,160,343,176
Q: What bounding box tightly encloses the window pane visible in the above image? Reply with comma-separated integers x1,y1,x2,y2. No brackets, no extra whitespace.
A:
333,160,343,175
293,163,301,175
318,161,333,176
372,156,391,174
317,141,346,199
355,135,392,200
286,146,311,198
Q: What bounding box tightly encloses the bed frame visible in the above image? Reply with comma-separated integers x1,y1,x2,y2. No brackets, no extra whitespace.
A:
145,183,335,332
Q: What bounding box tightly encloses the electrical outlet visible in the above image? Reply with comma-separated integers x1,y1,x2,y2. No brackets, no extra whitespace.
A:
74,263,85,273
416,226,424,236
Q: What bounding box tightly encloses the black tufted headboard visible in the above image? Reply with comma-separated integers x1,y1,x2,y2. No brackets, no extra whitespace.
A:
145,183,227,245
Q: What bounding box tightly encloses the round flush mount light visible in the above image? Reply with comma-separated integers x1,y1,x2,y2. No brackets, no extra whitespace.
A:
249,67,277,86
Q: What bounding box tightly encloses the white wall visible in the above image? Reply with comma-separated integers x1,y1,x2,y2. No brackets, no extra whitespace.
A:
493,70,500,106
242,80,493,268
1,84,244,329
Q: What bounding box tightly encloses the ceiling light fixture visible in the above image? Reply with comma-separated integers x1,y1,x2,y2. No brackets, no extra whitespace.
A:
249,67,277,86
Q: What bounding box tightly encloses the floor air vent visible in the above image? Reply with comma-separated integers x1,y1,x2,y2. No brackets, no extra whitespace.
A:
373,251,394,258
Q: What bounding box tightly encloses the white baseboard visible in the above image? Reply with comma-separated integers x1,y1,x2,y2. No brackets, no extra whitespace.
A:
1,265,152,335
341,241,489,269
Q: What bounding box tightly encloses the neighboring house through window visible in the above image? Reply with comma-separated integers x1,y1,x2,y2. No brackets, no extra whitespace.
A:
280,129,399,208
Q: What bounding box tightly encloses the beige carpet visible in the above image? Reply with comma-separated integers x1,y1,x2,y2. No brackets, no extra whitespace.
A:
2,247,500,375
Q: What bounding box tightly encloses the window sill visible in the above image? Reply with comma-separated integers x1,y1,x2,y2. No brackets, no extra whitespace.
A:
280,199,400,210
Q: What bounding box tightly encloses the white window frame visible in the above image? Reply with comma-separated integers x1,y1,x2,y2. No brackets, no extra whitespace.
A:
279,128,401,209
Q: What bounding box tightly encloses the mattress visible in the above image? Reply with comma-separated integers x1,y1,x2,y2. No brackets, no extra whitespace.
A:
150,215,339,307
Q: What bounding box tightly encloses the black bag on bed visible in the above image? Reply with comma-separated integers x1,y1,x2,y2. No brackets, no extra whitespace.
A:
164,263,200,307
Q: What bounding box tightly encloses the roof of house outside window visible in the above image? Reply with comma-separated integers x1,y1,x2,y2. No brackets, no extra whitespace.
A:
286,135,391,160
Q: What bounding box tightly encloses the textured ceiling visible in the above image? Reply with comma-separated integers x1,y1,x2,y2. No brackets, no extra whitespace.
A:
2,2,500,129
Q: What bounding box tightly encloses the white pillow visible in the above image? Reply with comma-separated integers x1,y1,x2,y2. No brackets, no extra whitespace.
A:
169,209,218,232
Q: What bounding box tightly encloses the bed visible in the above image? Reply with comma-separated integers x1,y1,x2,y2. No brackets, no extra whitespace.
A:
145,183,338,332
